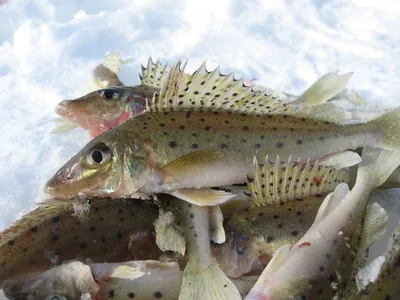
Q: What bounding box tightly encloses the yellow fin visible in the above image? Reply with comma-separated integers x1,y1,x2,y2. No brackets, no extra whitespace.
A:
154,211,186,255
150,60,351,124
160,150,225,184
140,57,171,89
51,118,78,134
294,72,353,106
209,206,225,244
179,262,241,300
247,155,349,207
109,265,146,280
103,52,122,75
169,189,235,206
344,202,388,297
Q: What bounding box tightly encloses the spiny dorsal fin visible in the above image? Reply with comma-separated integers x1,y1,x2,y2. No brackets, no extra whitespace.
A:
154,210,186,255
150,60,351,124
139,57,172,90
247,155,349,207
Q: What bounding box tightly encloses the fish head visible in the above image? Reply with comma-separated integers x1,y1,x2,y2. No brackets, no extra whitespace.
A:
3,261,99,300
45,126,151,197
55,86,148,137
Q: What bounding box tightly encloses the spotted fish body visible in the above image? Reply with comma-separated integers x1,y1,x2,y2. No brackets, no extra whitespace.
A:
245,147,400,300
4,260,258,300
213,196,325,278
0,197,159,286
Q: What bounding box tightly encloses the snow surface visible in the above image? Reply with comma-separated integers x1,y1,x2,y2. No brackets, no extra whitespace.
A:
0,0,399,297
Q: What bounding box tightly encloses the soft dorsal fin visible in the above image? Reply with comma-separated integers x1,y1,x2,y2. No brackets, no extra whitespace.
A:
149,60,351,124
139,58,172,90
247,155,349,207
292,71,353,106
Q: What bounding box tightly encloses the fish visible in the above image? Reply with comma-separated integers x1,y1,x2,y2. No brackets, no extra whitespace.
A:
213,154,350,278
55,58,171,138
0,197,159,286
44,60,400,207
245,146,400,299
155,195,241,299
3,260,258,300
354,221,400,299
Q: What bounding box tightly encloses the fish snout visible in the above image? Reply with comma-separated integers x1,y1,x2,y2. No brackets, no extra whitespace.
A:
55,100,72,117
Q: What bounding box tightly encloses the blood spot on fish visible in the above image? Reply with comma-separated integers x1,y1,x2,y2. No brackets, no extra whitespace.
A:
169,141,176,148
144,139,152,146
128,292,135,298
154,291,163,298
298,242,311,248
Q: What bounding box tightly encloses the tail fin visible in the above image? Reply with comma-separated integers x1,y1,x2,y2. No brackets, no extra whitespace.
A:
179,262,241,300
358,146,400,188
370,107,400,152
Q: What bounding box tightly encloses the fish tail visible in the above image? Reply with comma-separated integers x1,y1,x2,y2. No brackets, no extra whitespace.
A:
358,146,400,188
179,262,241,300
370,107,400,152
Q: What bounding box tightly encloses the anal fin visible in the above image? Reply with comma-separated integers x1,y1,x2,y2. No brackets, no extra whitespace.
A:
209,206,225,244
169,189,235,206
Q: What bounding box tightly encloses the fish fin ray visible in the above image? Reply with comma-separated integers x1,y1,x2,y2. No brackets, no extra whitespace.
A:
150,60,351,123
179,262,241,300
247,155,349,207
140,57,171,89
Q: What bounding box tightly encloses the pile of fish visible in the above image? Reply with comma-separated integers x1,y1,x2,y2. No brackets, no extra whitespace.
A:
1,52,400,300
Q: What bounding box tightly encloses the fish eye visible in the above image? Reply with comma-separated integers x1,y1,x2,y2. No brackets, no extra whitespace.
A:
85,142,112,166
100,88,120,100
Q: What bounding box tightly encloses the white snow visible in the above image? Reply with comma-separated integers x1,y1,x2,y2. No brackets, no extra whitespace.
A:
0,0,399,297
